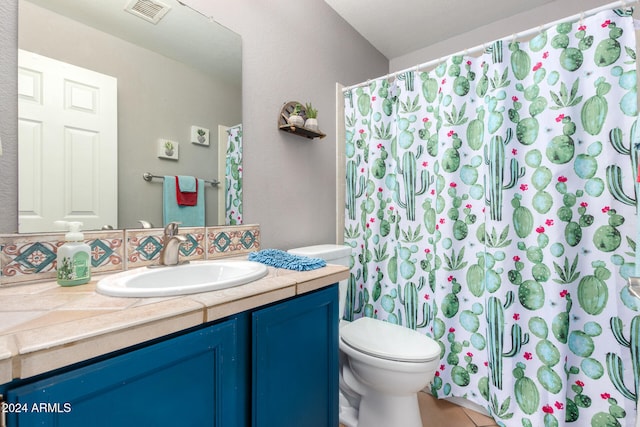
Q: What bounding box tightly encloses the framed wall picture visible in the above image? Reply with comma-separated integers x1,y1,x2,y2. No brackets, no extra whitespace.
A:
158,139,179,160
191,126,210,146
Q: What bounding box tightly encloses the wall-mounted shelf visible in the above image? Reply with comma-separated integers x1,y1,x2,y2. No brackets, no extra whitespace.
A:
278,101,326,140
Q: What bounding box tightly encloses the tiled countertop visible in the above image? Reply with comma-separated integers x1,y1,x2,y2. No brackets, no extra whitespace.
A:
0,261,349,384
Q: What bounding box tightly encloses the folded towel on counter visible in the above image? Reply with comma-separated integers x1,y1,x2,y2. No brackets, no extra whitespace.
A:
175,176,198,206
163,176,205,226
248,249,326,271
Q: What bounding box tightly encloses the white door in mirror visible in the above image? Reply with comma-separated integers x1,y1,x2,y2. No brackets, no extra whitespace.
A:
18,50,118,232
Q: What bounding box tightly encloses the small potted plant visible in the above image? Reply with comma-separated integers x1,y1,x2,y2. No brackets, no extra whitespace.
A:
287,103,305,128
164,141,175,156
304,103,319,131
196,128,206,144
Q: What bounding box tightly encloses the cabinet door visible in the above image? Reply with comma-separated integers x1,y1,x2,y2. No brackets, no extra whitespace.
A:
6,316,247,427
252,285,338,427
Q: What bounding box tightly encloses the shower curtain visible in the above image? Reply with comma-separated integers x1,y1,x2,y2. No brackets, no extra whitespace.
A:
225,124,243,225
344,8,639,427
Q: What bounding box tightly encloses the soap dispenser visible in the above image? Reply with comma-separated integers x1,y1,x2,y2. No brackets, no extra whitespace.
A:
55,221,91,286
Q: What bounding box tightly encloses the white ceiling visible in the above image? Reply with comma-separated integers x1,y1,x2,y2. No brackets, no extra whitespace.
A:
22,0,241,85
324,0,556,59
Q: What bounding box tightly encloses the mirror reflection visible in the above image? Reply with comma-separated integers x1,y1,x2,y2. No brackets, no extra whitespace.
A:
18,0,242,232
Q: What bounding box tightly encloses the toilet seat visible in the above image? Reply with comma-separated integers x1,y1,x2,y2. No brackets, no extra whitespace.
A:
340,317,440,363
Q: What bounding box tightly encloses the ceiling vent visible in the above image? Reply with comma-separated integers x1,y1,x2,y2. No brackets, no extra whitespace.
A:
124,0,171,24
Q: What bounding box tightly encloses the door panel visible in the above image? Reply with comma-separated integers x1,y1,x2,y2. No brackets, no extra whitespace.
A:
18,50,117,232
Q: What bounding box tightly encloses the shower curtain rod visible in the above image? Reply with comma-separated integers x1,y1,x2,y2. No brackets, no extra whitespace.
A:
342,0,638,92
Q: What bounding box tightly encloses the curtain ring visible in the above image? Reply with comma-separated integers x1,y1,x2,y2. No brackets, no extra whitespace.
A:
579,12,585,27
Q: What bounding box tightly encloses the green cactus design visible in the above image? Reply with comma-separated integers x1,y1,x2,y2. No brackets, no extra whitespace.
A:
344,273,363,321
513,362,540,414
446,329,478,387
446,184,473,241
395,151,429,221
551,21,592,72
607,316,640,402
590,397,626,427
528,316,563,393
581,77,611,136
484,130,525,221
555,182,594,247
442,132,462,173
577,261,610,315
346,157,366,220
442,278,462,318
342,12,639,426
486,292,530,389
612,65,637,116
466,108,485,150
595,21,623,67
606,122,639,209
566,379,593,423
549,79,583,109
397,277,432,330
421,73,439,103
356,86,372,116
512,194,533,238
476,61,489,97
593,209,624,253
546,115,576,164
509,41,531,80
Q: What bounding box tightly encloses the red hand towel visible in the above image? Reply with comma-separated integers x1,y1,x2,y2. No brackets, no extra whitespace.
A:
175,176,198,206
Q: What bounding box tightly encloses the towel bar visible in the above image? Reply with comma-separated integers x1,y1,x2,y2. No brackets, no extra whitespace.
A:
143,172,220,187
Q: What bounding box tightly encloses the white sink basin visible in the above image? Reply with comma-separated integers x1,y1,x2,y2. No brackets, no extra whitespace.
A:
96,260,269,297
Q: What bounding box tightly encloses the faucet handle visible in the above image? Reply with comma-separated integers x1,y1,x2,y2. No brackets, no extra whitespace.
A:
164,222,181,237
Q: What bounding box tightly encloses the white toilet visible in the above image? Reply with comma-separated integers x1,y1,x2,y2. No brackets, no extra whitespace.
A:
288,244,441,427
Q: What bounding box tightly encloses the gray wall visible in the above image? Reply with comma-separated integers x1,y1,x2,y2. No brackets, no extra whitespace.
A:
0,1,18,233
18,2,241,229
153,0,390,249
0,0,388,248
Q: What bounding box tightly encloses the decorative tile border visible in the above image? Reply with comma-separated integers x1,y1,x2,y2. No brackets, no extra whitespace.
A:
0,225,260,286
206,224,260,258
0,231,125,285
125,227,205,269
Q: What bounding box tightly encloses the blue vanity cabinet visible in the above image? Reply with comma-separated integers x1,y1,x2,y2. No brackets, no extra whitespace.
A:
4,315,249,427
252,284,339,427
2,284,339,427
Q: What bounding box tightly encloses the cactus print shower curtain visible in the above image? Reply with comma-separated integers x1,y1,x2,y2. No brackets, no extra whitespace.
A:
226,124,242,225
343,8,639,427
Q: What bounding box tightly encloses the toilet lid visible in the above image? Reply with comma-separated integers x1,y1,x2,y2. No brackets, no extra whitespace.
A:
341,317,440,363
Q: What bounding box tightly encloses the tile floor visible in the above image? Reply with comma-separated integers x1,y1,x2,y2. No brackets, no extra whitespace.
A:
340,391,499,427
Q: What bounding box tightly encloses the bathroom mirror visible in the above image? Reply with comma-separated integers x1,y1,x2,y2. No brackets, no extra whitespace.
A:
17,0,242,232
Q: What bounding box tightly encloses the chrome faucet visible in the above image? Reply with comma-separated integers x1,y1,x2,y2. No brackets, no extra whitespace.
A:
157,222,188,266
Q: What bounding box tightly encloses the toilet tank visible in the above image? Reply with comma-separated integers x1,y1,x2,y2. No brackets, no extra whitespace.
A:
288,244,351,319
288,244,351,267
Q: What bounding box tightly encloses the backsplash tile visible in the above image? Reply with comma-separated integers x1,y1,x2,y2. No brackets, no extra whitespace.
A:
206,225,261,258
125,227,205,269
0,234,59,284
0,225,260,286
86,231,125,274
0,231,125,285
